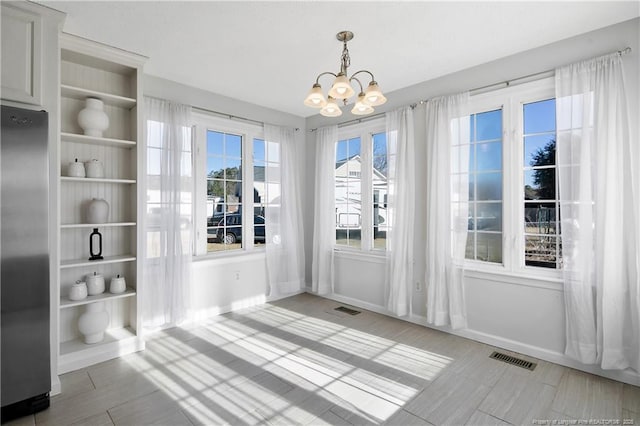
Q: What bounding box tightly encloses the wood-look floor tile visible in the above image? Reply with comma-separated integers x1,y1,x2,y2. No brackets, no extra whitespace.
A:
35,374,158,426
107,390,183,425
622,384,640,413
55,370,95,401
447,344,508,387
314,407,354,425
478,368,557,424
69,411,114,426
256,387,333,425
384,409,435,425
404,370,491,425
148,409,193,426
464,410,511,425
551,368,623,420
623,409,638,424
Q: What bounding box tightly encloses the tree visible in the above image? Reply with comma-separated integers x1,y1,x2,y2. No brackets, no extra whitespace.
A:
530,139,556,200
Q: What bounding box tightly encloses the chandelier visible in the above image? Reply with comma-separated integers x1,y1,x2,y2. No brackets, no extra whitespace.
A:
304,31,387,117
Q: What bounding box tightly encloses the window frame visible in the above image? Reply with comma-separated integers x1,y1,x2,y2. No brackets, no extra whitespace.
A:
334,118,386,254
192,112,264,257
466,77,561,280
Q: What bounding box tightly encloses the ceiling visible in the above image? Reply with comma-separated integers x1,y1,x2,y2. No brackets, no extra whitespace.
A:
40,1,639,118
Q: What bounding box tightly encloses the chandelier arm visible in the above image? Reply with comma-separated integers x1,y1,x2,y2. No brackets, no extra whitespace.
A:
315,71,338,85
349,76,365,94
350,70,376,83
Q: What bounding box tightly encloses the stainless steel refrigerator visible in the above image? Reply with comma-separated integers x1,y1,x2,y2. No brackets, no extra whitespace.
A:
1,105,51,421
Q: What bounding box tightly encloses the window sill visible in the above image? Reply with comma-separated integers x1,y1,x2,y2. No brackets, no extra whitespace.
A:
463,266,563,291
193,250,266,265
334,248,386,264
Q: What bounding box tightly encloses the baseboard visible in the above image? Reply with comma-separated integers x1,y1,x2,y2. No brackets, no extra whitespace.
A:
309,290,640,387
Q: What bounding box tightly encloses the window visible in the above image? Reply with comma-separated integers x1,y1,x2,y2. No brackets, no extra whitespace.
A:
522,98,560,269
462,78,561,275
206,130,243,251
465,109,503,263
193,113,265,256
334,120,388,252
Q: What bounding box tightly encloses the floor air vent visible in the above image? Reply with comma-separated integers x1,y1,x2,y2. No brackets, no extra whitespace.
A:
489,351,537,371
334,306,361,315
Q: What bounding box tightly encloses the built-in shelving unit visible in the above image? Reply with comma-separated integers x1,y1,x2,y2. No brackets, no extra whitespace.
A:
57,33,146,374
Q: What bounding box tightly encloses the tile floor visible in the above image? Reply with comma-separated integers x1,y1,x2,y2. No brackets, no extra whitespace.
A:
9,293,640,425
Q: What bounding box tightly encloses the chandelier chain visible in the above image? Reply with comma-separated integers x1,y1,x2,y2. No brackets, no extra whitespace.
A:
340,41,351,75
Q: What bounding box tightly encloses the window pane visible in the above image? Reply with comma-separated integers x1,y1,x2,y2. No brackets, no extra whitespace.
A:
524,99,556,134
476,232,502,263
207,157,224,177
207,180,224,199
254,164,265,182
524,135,556,167
525,235,560,268
226,134,242,158
253,138,265,162
524,169,556,200
207,130,223,154
524,203,558,234
476,172,502,200
476,142,501,171
475,202,502,231
475,109,502,141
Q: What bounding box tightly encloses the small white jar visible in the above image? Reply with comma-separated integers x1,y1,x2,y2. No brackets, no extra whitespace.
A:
109,274,126,294
86,198,109,224
85,159,104,179
67,159,86,178
69,281,88,301
86,272,105,295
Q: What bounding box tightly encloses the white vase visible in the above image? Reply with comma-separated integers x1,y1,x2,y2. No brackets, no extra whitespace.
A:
86,198,109,223
78,97,109,137
78,302,109,344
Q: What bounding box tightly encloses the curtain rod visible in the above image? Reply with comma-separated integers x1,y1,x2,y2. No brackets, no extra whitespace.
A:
192,105,299,132
309,46,632,132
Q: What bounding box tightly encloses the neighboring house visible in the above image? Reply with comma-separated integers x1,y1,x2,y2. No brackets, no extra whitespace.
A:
334,154,388,229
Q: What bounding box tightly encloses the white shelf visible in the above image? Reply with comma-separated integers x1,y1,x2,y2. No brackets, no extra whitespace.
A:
61,84,136,108
61,222,136,229
60,287,136,309
61,176,136,184
60,132,136,148
58,328,144,374
60,255,136,269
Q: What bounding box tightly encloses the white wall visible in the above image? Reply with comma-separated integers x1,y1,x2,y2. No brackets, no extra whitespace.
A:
144,75,307,316
305,18,640,385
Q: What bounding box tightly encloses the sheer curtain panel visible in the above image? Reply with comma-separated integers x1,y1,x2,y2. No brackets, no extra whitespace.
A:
264,124,305,297
556,52,639,372
424,93,470,329
144,97,193,331
385,107,415,316
312,125,338,295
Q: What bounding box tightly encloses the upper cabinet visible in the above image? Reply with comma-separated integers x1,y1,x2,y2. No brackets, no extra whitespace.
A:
0,1,54,105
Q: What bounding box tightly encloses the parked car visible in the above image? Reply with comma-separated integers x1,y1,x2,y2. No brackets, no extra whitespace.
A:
213,213,266,244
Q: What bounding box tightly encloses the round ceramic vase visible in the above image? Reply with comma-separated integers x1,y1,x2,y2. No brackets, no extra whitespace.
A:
78,97,109,137
78,302,109,344
86,198,109,224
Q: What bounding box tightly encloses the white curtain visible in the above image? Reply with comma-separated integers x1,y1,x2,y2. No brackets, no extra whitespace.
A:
556,52,640,371
143,97,192,331
312,125,337,295
385,107,415,316
424,93,471,329
264,124,305,297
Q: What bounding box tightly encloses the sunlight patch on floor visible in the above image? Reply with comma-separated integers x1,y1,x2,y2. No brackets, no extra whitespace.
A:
123,303,455,424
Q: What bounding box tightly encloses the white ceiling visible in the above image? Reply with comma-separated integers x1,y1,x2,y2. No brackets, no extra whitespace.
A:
40,1,639,117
